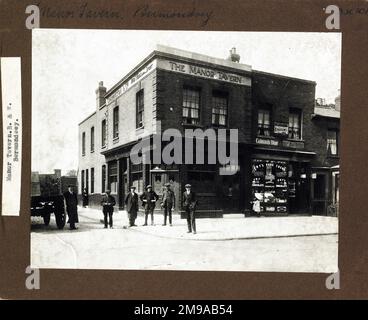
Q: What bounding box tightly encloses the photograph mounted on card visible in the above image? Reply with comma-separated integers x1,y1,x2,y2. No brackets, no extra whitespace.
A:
30,29,341,273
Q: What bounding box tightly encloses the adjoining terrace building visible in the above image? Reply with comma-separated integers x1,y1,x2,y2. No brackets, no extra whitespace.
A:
78,45,340,217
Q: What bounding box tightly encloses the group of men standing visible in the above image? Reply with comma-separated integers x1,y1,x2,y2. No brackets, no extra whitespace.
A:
62,183,198,233
122,183,194,232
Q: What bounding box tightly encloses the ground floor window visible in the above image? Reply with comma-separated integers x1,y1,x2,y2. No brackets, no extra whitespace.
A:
131,163,143,193
108,162,118,193
187,165,216,193
81,170,85,193
85,169,89,193
90,168,94,193
102,165,106,193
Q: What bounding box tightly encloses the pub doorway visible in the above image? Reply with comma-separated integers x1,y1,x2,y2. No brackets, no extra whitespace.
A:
150,167,179,211
288,161,311,214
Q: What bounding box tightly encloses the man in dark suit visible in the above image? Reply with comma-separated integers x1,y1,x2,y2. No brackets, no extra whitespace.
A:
82,188,89,207
162,183,175,226
182,184,197,234
125,186,139,227
63,185,79,230
101,189,116,229
140,185,159,226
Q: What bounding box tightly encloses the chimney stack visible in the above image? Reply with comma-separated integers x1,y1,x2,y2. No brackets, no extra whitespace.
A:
228,47,240,63
96,81,106,109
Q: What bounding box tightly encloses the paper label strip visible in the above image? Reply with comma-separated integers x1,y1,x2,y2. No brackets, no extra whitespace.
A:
1,57,22,216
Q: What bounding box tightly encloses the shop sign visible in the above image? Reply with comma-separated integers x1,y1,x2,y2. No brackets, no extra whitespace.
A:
274,123,289,136
256,137,279,146
106,61,156,103
158,59,251,86
282,140,305,149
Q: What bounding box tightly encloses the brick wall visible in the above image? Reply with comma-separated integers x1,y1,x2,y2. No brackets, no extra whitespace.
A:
155,69,253,143
308,116,340,167
252,71,316,142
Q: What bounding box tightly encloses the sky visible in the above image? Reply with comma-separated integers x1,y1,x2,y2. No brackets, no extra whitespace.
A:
32,29,341,174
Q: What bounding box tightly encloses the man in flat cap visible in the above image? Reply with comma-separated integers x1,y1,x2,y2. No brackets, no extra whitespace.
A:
140,185,159,226
101,189,116,229
124,186,139,227
63,185,79,230
161,183,175,226
182,184,197,234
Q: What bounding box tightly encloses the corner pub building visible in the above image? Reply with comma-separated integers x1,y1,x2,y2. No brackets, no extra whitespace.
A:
78,45,340,217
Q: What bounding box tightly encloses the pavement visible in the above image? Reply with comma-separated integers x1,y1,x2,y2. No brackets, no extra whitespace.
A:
74,207,338,241
30,206,338,272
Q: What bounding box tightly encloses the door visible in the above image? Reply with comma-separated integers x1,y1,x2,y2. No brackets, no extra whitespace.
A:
151,172,179,211
312,173,327,215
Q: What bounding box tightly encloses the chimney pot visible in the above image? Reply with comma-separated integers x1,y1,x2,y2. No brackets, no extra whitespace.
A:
228,47,240,63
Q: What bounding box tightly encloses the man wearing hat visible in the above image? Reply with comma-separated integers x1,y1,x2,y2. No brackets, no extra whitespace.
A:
161,183,176,226
63,185,79,230
101,189,116,228
182,184,198,234
140,185,159,226
124,186,139,227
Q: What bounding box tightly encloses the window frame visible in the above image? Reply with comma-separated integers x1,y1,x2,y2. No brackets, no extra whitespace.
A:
82,132,86,156
102,165,106,193
113,106,119,139
90,126,95,153
288,108,302,140
90,167,95,194
327,129,339,156
81,170,85,193
101,119,107,148
211,91,228,127
108,162,118,194
257,106,272,137
182,86,201,125
136,89,144,129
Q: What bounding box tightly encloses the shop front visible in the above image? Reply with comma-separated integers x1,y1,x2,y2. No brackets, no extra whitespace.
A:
251,149,314,215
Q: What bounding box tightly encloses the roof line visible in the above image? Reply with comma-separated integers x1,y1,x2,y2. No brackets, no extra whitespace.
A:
253,69,316,84
78,111,96,126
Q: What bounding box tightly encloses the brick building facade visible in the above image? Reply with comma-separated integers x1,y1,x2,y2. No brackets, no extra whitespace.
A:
78,45,340,216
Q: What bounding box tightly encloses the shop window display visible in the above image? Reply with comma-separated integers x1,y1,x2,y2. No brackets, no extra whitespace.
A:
252,159,288,214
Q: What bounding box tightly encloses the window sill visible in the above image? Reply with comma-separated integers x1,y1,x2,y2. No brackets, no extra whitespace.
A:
90,150,95,154
113,137,119,144
286,138,305,142
257,134,274,139
182,123,204,129
82,153,86,157
136,126,145,132
101,145,106,150
327,154,339,159
212,124,228,129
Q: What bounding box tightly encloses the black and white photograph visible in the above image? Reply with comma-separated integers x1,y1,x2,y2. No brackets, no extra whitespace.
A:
30,29,341,272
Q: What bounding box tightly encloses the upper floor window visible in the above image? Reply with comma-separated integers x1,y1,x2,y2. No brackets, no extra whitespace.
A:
258,107,272,136
183,87,200,125
101,119,106,147
113,106,119,139
212,91,228,126
90,127,95,152
82,132,86,156
136,90,144,128
327,129,338,155
288,108,302,140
